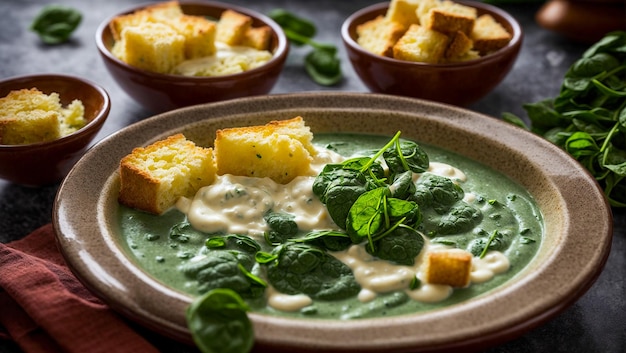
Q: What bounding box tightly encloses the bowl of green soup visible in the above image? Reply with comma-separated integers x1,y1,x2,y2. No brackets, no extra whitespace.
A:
53,92,612,352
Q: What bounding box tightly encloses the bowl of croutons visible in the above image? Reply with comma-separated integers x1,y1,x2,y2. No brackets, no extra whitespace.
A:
341,0,522,106
96,1,288,113
0,74,110,186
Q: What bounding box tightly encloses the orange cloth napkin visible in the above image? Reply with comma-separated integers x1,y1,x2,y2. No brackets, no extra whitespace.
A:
0,224,160,353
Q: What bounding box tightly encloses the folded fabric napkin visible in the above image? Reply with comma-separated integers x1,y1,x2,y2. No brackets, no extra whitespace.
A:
0,224,160,353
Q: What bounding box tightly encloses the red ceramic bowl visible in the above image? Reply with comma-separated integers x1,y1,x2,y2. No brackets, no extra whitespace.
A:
0,74,110,186
341,1,523,106
96,1,289,114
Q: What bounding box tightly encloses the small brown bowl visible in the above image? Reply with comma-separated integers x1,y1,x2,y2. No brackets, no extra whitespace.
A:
341,1,523,106
0,74,110,186
96,1,289,114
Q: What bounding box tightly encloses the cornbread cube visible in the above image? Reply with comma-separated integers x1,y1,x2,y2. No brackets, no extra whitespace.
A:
471,14,512,55
170,14,217,59
422,1,477,35
115,22,185,74
214,116,315,184
356,15,406,57
444,30,473,59
386,0,420,29
0,88,64,145
392,24,449,63
142,0,184,21
118,133,217,214
216,9,252,45
241,26,272,51
0,110,60,145
416,0,443,25
109,1,183,41
424,250,472,287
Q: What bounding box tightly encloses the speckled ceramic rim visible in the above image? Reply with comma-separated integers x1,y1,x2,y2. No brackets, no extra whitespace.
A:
341,1,522,68
95,1,288,82
53,93,612,352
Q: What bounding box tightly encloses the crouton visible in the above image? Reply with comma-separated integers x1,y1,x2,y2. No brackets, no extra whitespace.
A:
109,1,183,41
241,25,272,51
0,88,86,145
393,24,450,63
216,9,253,46
422,1,477,35
357,15,407,57
386,0,420,29
169,14,217,59
471,14,512,55
444,30,473,59
416,0,442,25
118,133,216,214
114,22,186,74
214,116,315,184
424,249,472,287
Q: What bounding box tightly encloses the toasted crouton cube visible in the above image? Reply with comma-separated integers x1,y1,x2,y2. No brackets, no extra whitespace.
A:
170,15,217,59
471,14,512,55
241,26,272,51
357,15,407,57
214,117,315,184
109,1,183,41
116,22,185,74
416,0,443,25
386,0,420,29
142,0,184,21
0,88,64,145
118,134,216,214
424,250,472,287
423,1,476,35
393,24,449,63
0,110,60,145
216,9,252,45
445,30,473,59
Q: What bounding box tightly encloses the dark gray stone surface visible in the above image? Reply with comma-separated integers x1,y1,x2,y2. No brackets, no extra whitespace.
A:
0,1,624,352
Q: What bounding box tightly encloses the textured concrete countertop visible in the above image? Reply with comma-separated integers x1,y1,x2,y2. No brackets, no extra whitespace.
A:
0,1,624,352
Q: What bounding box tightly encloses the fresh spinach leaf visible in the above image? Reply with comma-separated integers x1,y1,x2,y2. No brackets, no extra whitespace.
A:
264,211,298,244
31,5,82,44
269,9,342,86
366,226,425,266
383,140,430,175
186,289,254,353
294,230,353,251
263,243,360,300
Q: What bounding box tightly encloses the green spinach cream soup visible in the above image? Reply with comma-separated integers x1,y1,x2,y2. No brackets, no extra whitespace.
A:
118,133,543,319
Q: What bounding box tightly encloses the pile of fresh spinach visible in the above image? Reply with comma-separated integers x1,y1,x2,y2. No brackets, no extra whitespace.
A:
269,9,343,86
504,31,626,207
30,5,82,44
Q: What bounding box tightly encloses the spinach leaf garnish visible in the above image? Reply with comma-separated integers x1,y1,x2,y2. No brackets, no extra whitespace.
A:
264,211,299,244
312,132,430,262
31,5,82,44
504,31,626,207
268,9,342,86
181,234,266,297
187,289,254,353
262,243,361,300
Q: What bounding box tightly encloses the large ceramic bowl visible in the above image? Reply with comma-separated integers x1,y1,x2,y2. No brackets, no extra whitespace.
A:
53,93,612,352
96,1,288,113
341,1,522,106
0,74,110,186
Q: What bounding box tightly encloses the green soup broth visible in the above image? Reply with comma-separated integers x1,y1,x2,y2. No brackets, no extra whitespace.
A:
117,133,543,319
